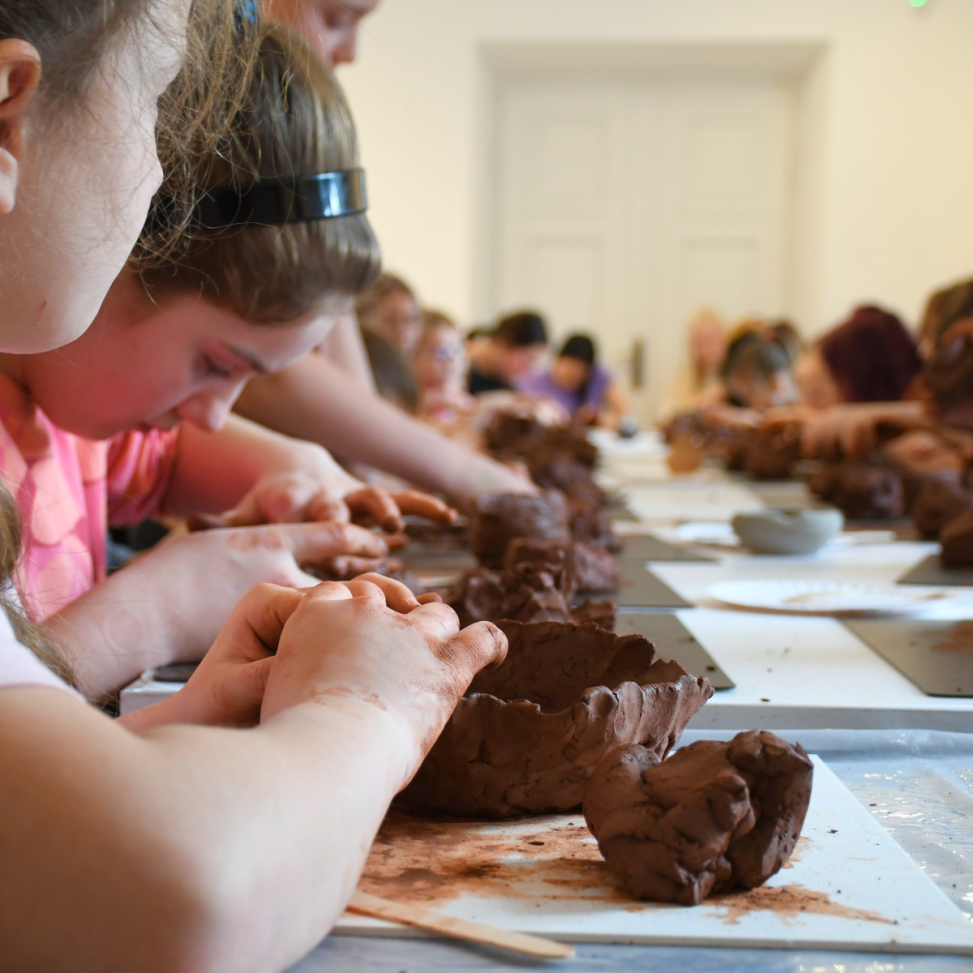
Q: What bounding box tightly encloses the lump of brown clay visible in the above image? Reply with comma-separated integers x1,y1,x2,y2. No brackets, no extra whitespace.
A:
743,425,801,480
484,413,597,469
569,500,622,552
503,538,577,598
470,491,571,568
811,462,905,520
397,620,712,818
572,540,621,592
571,598,618,630
583,730,813,905
940,507,973,567
913,477,973,539
504,536,619,595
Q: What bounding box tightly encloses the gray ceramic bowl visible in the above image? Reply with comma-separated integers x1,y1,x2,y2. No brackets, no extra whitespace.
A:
732,507,844,556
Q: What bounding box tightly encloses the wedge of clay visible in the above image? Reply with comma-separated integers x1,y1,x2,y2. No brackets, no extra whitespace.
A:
397,620,712,819
583,730,813,904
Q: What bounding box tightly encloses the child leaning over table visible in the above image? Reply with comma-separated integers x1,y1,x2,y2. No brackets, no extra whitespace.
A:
1,24,454,711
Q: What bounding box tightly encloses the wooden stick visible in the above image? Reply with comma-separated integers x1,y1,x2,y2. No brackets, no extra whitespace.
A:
346,890,575,960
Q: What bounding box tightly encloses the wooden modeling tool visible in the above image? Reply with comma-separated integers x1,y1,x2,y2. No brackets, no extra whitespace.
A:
346,890,575,960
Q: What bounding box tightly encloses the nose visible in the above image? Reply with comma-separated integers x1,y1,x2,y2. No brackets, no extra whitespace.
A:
331,28,358,66
177,389,238,433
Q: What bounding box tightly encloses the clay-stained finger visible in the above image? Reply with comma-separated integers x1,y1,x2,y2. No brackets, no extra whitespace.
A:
405,601,461,642
345,487,404,534
306,493,352,525
346,573,419,612
417,592,443,605
340,577,400,606
390,491,457,526
232,583,307,654
287,521,387,564
317,556,387,578
301,580,358,605
444,620,508,672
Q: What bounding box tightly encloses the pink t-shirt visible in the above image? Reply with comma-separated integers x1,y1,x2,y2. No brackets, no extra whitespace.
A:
0,373,179,620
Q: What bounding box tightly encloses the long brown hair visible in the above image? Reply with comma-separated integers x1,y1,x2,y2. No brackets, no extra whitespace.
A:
138,24,381,321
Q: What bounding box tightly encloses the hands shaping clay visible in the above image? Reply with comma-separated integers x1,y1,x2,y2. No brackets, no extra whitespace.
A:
583,730,813,904
397,620,712,818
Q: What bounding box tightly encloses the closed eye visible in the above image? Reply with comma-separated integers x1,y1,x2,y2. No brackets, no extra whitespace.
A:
203,356,236,379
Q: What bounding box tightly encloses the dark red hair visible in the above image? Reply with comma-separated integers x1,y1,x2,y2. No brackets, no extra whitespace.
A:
819,305,921,403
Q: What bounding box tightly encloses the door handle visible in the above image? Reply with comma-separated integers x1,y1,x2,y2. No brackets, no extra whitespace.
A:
630,338,645,390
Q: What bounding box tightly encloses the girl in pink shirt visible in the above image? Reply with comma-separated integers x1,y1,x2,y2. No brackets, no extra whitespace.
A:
0,25,455,700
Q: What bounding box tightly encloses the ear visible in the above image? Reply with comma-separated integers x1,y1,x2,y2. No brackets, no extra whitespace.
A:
0,39,42,215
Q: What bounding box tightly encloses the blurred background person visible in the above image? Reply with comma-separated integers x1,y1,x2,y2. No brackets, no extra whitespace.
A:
263,0,380,68
794,305,922,410
357,272,424,359
722,325,798,411
662,307,728,414
466,310,549,395
771,318,804,368
519,333,631,431
414,310,473,424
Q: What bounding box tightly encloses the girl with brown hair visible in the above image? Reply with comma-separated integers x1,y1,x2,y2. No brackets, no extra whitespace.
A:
0,11,505,970
8,25,453,702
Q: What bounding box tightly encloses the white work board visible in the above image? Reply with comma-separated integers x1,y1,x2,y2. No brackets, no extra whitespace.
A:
335,757,973,954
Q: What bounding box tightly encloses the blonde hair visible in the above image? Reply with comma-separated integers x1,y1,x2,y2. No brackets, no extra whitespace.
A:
139,25,381,321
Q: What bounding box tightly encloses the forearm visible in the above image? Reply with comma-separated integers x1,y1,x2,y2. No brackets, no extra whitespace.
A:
235,354,534,505
0,689,408,973
165,414,335,515
48,546,252,699
47,574,179,701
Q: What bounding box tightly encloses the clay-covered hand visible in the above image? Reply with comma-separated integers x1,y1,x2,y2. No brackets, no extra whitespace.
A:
220,471,457,535
261,579,508,781
881,429,964,477
130,584,307,730
800,403,925,459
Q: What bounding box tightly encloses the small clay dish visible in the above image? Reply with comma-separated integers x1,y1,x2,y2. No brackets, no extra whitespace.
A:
396,620,712,819
732,507,844,556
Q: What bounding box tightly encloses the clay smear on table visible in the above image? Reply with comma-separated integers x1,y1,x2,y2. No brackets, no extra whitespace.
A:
932,620,973,655
359,812,626,909
711,883,894,927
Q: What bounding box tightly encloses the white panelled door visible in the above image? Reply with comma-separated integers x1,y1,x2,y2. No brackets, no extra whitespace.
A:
492,75,794,421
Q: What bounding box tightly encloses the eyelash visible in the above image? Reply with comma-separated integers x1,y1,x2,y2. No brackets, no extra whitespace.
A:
203,357,235,379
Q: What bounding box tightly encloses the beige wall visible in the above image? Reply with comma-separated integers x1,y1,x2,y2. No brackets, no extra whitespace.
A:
341,0,973,338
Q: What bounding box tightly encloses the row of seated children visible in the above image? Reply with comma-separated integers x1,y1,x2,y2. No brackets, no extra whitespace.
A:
360,282,633,435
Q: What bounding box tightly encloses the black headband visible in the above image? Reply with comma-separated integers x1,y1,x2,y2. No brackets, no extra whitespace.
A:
194,169,367,229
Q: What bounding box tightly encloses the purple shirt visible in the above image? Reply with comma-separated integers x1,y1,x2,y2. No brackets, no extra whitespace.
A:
518,363,612,417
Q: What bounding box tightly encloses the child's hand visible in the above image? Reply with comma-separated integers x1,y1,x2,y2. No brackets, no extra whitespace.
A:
52,521,393,700
221,471,457,535
125,584,305,730
118,574,442,731
261,579,507,782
